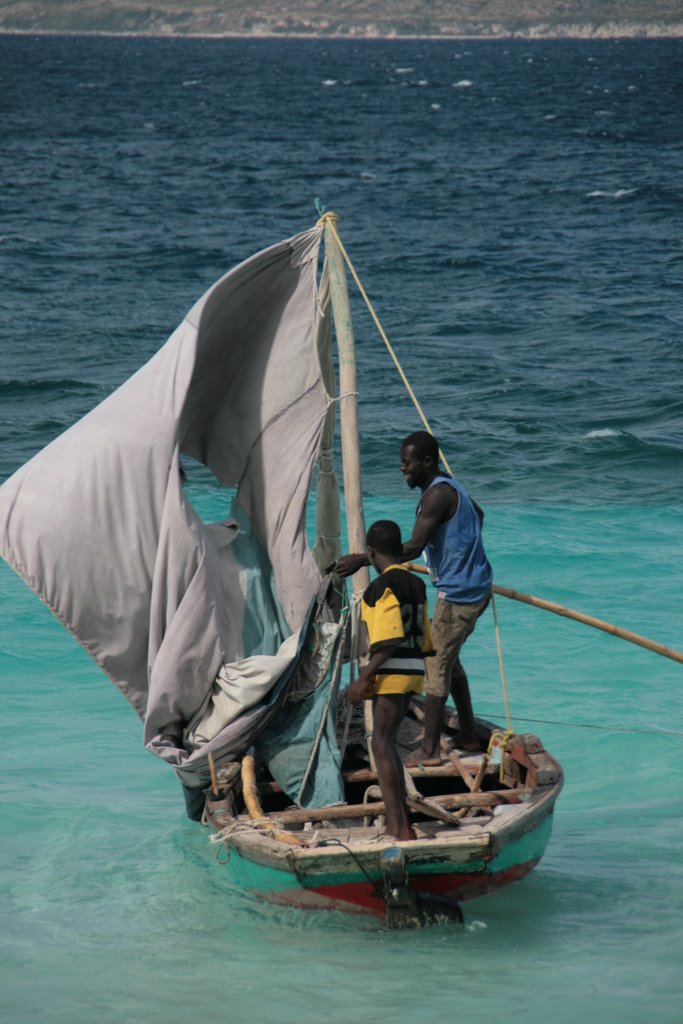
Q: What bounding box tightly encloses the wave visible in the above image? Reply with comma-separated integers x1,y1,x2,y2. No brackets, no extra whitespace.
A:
586,188,638,199
583,428,623,439
0,378,98,397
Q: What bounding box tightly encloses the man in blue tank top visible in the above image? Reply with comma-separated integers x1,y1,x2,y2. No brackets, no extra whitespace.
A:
398,431,492,761
337,430,492,760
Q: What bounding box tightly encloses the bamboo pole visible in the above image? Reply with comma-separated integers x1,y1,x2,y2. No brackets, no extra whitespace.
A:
241,754,304,846
207,751,219,797
241,754,264,820
322,212,369,598
493,584,683,666
323,212,374,773
403,563,683,666
325,216,376,774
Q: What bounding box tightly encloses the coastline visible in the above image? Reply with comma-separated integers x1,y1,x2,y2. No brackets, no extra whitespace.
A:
1,26,683,40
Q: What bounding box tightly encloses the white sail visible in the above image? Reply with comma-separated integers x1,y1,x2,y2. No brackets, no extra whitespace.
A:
0,226,340,775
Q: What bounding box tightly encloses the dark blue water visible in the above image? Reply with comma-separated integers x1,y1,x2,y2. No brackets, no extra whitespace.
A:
1,35,682,1024
2,35,682,503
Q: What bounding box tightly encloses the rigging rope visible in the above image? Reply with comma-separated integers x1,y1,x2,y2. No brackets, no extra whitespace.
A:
476,710,683,740
317,212,453,476
491,593,513,735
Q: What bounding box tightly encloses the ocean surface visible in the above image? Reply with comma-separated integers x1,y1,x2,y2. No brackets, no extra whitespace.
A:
1,34,682,1024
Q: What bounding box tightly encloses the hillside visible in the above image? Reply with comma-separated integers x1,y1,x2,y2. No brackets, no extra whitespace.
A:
1,0,682,37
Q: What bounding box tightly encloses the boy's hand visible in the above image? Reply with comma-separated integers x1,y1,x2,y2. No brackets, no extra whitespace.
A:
348,674,371,705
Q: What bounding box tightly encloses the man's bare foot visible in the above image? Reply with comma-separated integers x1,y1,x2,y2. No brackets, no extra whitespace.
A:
452,732,486,752
404,747,443,768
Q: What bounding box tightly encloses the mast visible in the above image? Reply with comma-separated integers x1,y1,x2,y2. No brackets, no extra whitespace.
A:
322,212,369,598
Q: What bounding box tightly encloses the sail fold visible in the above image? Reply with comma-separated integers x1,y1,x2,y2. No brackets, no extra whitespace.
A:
0,226,337,772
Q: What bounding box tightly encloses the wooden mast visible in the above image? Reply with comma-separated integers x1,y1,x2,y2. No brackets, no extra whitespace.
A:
322,212,369,598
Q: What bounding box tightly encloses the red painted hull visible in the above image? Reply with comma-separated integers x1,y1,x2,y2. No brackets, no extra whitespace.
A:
251,857,541,918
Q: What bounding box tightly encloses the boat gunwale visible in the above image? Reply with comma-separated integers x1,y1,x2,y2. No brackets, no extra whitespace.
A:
206,766,563,874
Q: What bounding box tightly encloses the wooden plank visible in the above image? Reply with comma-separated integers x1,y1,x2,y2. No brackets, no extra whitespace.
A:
458,755,490,818
257,759,492,796
258,788,533,826
406,795,464,827
506,744,535,789
442,745,477,791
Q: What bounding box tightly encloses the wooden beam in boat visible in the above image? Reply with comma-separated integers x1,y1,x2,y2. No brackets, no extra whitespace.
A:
259,787,533,826
406,794,466,827
256,759,494,796
442,746,478,791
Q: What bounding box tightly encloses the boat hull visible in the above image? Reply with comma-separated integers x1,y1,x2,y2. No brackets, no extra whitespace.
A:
216,803,557,919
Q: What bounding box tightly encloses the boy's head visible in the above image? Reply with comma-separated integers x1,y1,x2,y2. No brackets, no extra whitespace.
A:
366,520,402,569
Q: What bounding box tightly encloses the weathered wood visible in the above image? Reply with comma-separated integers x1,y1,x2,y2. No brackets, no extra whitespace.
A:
458,755,490,818
517,734,544,754
406,795,463,827
259,788,533,826
257,759,492,796
241,754,264,819
400,766,464,826
506,741,537,789
529,751,562,786
442,744,477,791
207,751,219,797
241,754,304,845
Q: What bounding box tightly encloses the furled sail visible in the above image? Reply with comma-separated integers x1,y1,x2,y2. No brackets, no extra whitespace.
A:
0,226,343,793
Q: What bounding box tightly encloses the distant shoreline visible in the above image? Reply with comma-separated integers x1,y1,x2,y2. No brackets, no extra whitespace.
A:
1,27,682,41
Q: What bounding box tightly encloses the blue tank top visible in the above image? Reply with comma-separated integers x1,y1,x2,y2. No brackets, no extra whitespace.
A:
419,476,492,603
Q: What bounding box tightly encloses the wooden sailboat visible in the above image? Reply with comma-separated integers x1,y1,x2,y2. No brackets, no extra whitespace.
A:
205,699,563,924
202,214,564,926
0,211,566,928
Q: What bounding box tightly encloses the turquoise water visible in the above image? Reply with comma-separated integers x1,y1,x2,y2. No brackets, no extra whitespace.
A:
2,499,681,1023
1,34,682,1024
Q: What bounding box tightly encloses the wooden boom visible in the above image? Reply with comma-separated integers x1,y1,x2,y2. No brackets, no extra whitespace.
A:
404,564,683,666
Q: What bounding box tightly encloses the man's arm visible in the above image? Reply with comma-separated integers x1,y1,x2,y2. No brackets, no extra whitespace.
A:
400,484,456,559
335,485,463,578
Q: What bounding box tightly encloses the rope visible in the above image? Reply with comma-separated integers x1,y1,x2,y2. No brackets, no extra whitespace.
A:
491,593,513,735
322,838,386,901
210,817,319,850
475,709,683,740
317,212,453,476
327,390,359,404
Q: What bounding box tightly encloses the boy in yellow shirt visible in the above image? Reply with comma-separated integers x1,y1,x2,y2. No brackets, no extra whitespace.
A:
348,520,433,841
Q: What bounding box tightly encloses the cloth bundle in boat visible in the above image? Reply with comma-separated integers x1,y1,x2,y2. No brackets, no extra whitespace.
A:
0,226,343,790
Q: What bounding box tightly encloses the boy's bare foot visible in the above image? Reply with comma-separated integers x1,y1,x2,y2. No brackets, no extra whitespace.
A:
381,827,418,842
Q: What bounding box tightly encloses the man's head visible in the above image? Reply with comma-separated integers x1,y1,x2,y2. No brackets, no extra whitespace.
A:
366,520,403,570
400,430,440,490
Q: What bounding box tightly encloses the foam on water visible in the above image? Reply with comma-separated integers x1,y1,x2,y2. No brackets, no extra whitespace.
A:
584,428,622,438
